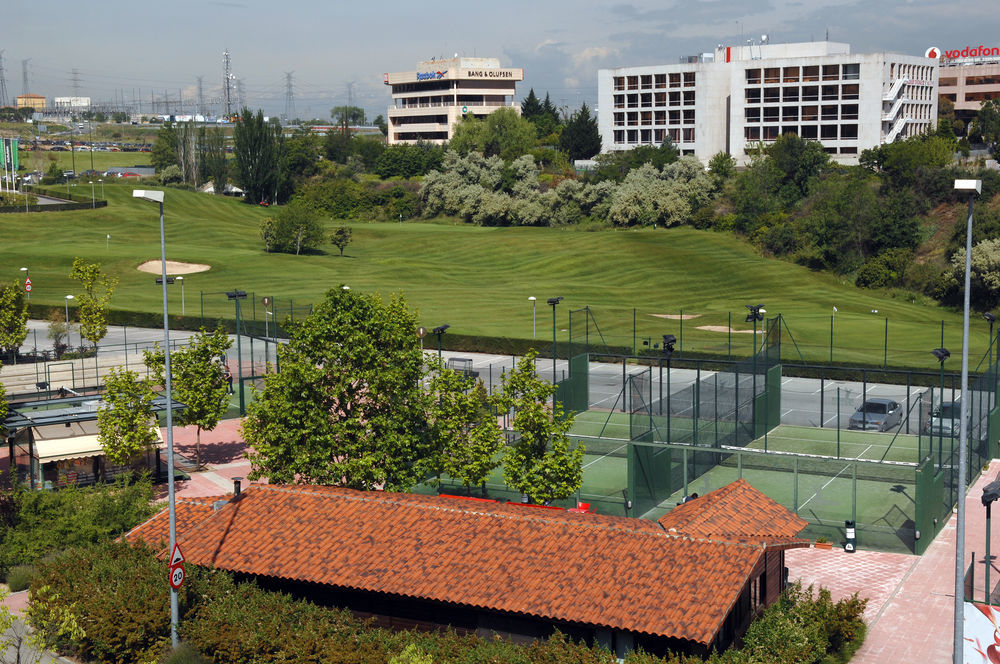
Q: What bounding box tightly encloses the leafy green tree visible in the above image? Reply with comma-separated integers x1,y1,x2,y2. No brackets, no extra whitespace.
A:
975,99,1000,160
232,107,282,205
559,103,601,161
520,88,543,120
324,130,352,163
243,287,433,489
765,133,829,205
263,198,326,255
373,114,388,136
0,280,29,360
68,258,118,349
427,365,503,495
150,122,178,173
97,368,158,467
450,107,537,161
589,140,679,183
144,327,232,468
331,105,367,126
202,126,228,194
0,361,7,435
496,350,583,504
330,225,352,256
708,151,736,183
943,238,1000,310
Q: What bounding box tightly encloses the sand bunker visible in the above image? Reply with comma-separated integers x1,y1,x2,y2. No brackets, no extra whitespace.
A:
137,260,211,275
649,313,702,320
697,325,761,334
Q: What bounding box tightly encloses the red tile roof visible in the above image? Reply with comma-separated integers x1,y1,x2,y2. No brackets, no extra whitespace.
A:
657,479,809,547
165,482,807,645
124,496,226,547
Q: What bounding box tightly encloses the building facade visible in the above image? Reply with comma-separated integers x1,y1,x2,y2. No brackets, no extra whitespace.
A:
15,93,46,111
384,57,523,144
933,44,1000,125
598,41,937,165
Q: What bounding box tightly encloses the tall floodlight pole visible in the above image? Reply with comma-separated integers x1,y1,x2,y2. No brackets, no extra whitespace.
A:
226,290,248,413
529,296,536,339
133,189,178,650
176,276,185,316
954,179,981,664
548,297,563,384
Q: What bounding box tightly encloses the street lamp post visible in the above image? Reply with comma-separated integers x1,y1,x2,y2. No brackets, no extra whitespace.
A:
932,347,950,470
954,179,982,664
528,296,536,339
746,304,765,433
548,297,563,384
226,290,248,414
432,325,449,362
176,276,185,316
89,180,95,208
984,312,996,371
19,266,29,303
133,189,179,651
99,178,104,198
64,295,74,352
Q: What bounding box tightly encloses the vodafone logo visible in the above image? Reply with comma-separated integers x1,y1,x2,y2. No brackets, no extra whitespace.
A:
925,47,940,59
928,45,1000,60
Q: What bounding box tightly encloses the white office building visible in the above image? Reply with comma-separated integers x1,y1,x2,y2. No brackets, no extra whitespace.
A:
598,41,937,164
384,56,524,144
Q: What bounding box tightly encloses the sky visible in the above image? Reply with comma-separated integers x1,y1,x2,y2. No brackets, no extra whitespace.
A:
4,0,999,121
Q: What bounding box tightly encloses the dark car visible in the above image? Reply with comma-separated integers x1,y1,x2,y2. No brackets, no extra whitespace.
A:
848,398,903,431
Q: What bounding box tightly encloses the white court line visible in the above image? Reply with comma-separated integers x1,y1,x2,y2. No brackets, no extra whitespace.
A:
798,444,872,510
583,445,626,469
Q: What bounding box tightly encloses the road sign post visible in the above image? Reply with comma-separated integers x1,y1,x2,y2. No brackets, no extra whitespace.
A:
168,563,185,590
24,277,32,292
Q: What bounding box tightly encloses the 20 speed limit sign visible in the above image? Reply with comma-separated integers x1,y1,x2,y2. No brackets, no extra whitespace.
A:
168,564,185,590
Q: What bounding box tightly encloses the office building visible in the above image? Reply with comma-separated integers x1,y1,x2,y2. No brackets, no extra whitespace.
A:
933,44,1000,125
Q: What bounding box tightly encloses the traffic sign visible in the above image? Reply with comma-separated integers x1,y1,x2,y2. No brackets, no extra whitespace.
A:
169,543,185,567
24,277,32,292
168,563,185,590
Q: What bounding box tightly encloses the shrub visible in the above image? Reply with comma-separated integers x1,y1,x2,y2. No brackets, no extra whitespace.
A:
160,642,213,664
5,564,33,592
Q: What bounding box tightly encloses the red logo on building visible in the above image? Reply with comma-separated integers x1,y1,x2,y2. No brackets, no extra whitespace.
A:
925,47,940,59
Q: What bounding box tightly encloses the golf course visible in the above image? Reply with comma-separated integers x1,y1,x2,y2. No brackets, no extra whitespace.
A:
1,181,985,368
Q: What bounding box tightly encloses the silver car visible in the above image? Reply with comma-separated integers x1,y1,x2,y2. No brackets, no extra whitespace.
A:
848,398,903,431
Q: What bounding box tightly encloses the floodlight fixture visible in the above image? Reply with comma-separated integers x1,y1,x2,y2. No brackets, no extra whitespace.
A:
155,277,176,285
226,290,247,300
432,324,450,335
547,296,563,306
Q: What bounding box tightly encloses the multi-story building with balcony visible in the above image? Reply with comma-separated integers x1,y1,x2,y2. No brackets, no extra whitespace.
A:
598,41,937,165
934,44,1000,126
384,56,523,145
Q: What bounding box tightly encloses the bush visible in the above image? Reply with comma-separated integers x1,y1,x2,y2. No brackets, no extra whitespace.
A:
855,249,914,289
5,564,33,592
160,642,213,664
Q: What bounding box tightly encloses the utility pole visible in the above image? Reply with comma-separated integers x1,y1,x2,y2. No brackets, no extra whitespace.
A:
0,51,8,108
283,71,295,124
222,49,233,117
21,58,30,96
197,76,205,116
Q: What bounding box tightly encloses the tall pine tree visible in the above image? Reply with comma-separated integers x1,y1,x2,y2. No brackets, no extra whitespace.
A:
560,103,602,160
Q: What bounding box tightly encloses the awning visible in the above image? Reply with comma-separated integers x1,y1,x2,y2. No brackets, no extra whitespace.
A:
33,429,164,463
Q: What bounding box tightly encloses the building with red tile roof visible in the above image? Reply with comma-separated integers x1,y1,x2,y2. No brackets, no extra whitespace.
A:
138,479,808,657
124,495,227,547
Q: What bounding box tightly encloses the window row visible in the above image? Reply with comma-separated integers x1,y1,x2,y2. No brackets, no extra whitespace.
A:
940,75,1000,87
613,109,696,126
612,90,696,108
745,105,858,122
744,124,858,141
745,84,859,103
888,63,934,82
391,114,448,125
612,72,697,91
613,127,696,144
745,63,860,84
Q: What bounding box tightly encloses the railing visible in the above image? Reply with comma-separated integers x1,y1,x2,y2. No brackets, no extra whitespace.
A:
883,77,909,102
882,96,907,122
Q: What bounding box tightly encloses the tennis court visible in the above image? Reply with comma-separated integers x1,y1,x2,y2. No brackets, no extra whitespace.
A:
746,424,924,464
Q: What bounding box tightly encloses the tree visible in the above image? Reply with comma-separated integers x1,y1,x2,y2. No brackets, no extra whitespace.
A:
97,368,158,467
330,225,352,256
202,126,228,194
373,114,388,136
496,350,583,504
976,99,1000,160
243,287,433,489
765,133,829,205
150,122,178,173
520,88,543,120
0,281,29,361
559,103,601,161
46,310,69,359
449,108,537,161
144,327,232,468
0,361,7,436
68,258,118,350
262,199,326,255
232,107,282,205
427,365,503,495
331,105,367,126
708,151,736,182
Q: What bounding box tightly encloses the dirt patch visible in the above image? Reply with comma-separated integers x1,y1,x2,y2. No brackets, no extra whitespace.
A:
697,325,761,334
137,260,211,275
650,313,702,320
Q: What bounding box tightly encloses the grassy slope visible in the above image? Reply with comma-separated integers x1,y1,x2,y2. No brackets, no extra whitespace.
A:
0,183,983,368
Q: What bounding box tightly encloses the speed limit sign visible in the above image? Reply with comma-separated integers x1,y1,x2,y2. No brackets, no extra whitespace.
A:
168,564,185,590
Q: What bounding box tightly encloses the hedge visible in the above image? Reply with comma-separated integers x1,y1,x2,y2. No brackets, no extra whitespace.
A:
29,541,867,664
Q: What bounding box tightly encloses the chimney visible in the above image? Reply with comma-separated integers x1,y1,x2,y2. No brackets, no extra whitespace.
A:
233,477,242,497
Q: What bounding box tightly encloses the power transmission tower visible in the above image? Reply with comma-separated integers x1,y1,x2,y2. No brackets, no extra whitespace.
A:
71,68,81,97
21,58,30,96
236,78,245,110
283,71,295,123
0,51,8,107
222,49,234,117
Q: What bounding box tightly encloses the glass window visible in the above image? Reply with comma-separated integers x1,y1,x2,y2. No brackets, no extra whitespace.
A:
628,112,638,126
627,76,639,90
627,129,638,143
641,75,652,89
669,73,681,88
783,107,799,121
763,125,779,140
745,107,761,122
820,125,838,139
683,90,695,105
641,128,651,142
683,109,695,123
822,64,840,81
763,107,779,122
764,88,780,102
764,68,780,84
655,92,666,106
802,85,819,101
821,105,838,120
745,88,761,104
940,77,958,86
840,124,858,139
655,74,667,88
783,87,799,102
641,93,652,108
614,112,625,125
782,126,798,136
840,146,857,154
842,84,859,100
745,126,761,140
801,125,818,139
746,69,762,84
628,94,639,108
801,106,818,121
654,110,666,124
614,130,625,143
842,63,860,80
802,66,819,82
841,104,858,120
614,95,625,109
822,85,839,100
967,75,1000,86
669,109,680,125
613,77,626,91
682,127,695,142
783,66,800,83
669,91,681,105
683,72,696,86
641,111,652,124
654,128,665,142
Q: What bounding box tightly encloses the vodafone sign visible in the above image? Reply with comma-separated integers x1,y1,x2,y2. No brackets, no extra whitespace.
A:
927,44,1000,60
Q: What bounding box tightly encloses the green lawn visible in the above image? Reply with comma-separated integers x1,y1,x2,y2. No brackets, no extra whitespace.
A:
0,184,985,368
20,149,152,175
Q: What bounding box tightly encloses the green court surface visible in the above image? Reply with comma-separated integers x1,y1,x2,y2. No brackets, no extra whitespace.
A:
746,424,924,464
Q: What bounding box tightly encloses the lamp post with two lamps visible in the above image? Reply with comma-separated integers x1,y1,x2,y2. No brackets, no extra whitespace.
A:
548,297,563,384
953,178,982,664
132,189,180,650
984,312,996,371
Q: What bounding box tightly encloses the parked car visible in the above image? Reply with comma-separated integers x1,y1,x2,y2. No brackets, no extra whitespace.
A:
924,401,970,439
848,398,903,431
